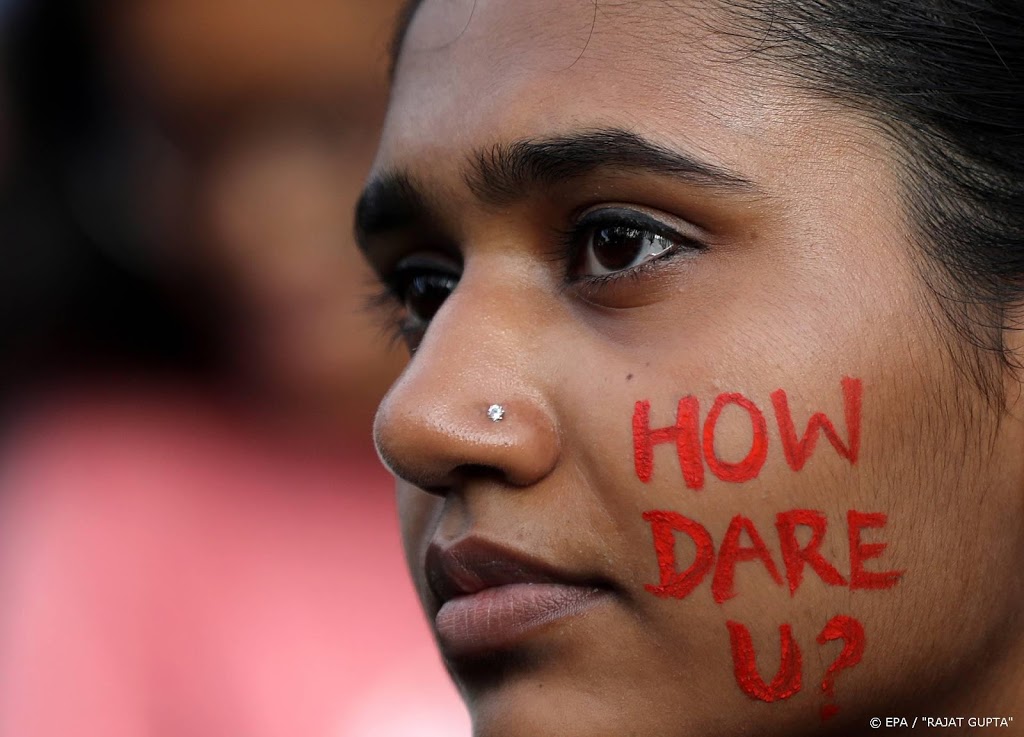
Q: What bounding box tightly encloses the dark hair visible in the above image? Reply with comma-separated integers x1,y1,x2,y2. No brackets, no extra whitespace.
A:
389,0,1024,402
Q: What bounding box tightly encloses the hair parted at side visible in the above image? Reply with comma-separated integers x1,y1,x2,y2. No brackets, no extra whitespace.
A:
388,0,1024,401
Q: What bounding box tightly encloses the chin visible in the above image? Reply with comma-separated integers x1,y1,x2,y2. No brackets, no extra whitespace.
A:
466,678,644,737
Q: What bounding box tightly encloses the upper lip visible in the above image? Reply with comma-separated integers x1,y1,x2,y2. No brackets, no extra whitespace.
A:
425,537,609,607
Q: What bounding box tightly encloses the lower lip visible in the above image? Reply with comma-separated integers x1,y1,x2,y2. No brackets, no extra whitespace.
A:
435,583,610,658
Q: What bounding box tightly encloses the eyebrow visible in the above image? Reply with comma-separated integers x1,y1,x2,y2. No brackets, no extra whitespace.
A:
354,127,757,249
467,128,756,204
354,171,427,249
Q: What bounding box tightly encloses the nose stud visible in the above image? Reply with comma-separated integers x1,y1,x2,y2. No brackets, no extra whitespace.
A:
487,404,505,422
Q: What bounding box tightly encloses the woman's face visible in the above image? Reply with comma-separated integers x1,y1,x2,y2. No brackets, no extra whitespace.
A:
360,1,1024,735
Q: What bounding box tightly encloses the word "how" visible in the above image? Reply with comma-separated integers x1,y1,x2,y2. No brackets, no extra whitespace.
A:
633,377,862,490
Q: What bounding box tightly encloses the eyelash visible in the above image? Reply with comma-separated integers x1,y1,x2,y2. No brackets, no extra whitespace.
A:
364,265,456,348
367,208,706,346
553,208,704,289
364,283,417,349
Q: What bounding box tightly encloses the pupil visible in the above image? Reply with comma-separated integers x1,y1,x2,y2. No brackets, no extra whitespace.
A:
407,274,456,321
594,226,646,271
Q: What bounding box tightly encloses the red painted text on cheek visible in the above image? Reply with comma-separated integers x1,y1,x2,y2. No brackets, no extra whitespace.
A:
641,508,903,602
633,378,903,720
633,377,861,489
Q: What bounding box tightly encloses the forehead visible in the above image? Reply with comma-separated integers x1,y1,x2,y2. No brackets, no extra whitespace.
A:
378,0,805,181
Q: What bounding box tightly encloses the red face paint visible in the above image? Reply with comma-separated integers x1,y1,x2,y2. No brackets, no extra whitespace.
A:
711,514,784,604
703,393,769,484
635,377,862,489
643,508,901,601
771,376,862,472
633,396,704,489
642,510,715,599
816,615,866,720
726,621,803,702
776,509,848,595
848,511,904,590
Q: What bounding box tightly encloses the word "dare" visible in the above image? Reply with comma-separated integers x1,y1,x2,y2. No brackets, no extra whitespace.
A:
633,377,862,490
643,508,904,603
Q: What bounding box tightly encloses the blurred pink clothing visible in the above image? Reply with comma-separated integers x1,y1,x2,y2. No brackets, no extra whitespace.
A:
0,392,469,737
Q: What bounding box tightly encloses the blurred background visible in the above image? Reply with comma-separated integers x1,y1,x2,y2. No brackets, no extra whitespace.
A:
0,0,470,734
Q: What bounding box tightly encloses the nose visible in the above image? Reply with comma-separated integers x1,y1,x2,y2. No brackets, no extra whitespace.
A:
373,275,561,493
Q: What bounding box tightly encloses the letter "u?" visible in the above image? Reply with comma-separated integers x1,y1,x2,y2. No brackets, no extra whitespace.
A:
726,621,803,702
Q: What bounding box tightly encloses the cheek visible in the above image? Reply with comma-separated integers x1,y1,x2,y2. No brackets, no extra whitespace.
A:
617,338,1018,711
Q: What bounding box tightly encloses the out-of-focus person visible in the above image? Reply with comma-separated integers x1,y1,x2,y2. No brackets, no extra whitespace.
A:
0,1,468,735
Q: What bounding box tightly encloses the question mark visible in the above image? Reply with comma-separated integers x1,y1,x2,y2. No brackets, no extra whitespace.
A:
816,615,865,721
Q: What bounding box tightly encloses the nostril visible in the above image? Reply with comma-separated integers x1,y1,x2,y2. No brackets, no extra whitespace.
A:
395,463,532,498
419,484,452,497
454,463,510,485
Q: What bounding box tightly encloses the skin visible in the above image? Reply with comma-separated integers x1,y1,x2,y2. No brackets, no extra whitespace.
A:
359,1,1024,735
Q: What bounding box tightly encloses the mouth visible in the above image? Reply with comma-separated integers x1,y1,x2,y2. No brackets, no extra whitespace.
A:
425,537,615,659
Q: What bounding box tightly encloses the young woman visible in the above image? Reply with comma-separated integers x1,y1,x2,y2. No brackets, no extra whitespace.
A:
358,1,1023,735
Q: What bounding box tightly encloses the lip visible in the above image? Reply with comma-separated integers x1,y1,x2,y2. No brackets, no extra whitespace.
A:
426,538,613,658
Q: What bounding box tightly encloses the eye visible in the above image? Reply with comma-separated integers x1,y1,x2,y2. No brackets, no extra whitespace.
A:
569,208,703,279
388,254,461,329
